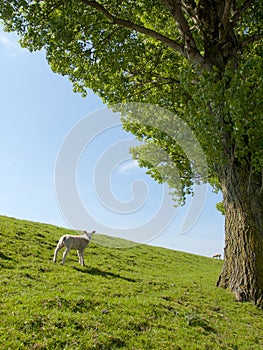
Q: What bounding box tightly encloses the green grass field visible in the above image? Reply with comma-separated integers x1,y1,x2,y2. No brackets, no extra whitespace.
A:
0,215,262,349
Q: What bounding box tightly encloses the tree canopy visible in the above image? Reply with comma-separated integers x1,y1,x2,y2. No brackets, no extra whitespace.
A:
1,0,262,203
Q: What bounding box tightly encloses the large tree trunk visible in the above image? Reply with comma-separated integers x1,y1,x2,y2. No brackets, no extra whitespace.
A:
217,162,263,308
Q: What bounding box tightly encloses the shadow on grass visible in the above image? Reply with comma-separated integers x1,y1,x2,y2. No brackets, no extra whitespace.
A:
185,312,217,334
0,251,12,260
73,266,137,282
201,322,217,334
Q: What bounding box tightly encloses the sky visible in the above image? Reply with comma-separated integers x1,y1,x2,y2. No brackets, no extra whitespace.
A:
0,28,225,257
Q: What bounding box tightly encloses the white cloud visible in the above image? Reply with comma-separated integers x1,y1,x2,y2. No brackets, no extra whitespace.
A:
117,160,139,174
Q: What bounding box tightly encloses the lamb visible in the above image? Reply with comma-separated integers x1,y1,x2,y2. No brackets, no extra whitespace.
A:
53,230,96,266
212,253,222,259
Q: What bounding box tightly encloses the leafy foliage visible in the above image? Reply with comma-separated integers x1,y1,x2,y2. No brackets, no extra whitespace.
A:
1,0,261,205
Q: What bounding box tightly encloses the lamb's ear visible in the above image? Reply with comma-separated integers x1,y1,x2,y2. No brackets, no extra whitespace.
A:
83,230,88,234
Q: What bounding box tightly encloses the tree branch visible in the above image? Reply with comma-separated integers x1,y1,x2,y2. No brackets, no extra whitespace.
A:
162,0,193,38
80,0,210,69
181,0,199,27
241,33,263,47
162,0,209,68
221,0,234,28
80,0,184,55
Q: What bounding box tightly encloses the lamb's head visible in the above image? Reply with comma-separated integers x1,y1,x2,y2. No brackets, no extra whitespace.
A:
83,230,96,240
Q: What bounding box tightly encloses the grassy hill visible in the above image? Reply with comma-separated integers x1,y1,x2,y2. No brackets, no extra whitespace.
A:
0,215,262,350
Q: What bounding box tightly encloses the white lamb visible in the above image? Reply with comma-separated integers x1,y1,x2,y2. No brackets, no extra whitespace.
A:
212,253,222,259
53,230,96,266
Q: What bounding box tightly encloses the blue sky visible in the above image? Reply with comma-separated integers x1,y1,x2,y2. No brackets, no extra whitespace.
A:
0,28,225,256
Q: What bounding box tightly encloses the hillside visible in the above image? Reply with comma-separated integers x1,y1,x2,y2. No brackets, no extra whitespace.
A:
0,215,262,349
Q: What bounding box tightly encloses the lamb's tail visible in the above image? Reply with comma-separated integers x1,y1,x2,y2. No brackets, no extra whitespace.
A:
56,235,66,249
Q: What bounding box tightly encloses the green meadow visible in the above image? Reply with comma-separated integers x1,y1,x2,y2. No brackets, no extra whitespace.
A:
0,215,262,349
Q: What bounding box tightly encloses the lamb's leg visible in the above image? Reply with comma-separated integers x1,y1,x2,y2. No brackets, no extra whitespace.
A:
77,250,82,265
53,246,61,263
62,248,70,265
78,250,84,266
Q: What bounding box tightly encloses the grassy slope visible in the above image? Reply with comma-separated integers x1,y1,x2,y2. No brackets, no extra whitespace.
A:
0,215,262,350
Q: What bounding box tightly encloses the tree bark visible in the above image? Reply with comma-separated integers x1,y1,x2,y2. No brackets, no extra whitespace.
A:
217,162,263,308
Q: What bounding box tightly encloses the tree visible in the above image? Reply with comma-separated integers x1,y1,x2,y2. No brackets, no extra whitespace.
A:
1,0,262,306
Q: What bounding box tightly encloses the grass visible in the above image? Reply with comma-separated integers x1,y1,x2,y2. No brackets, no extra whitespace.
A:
0,215,262,349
